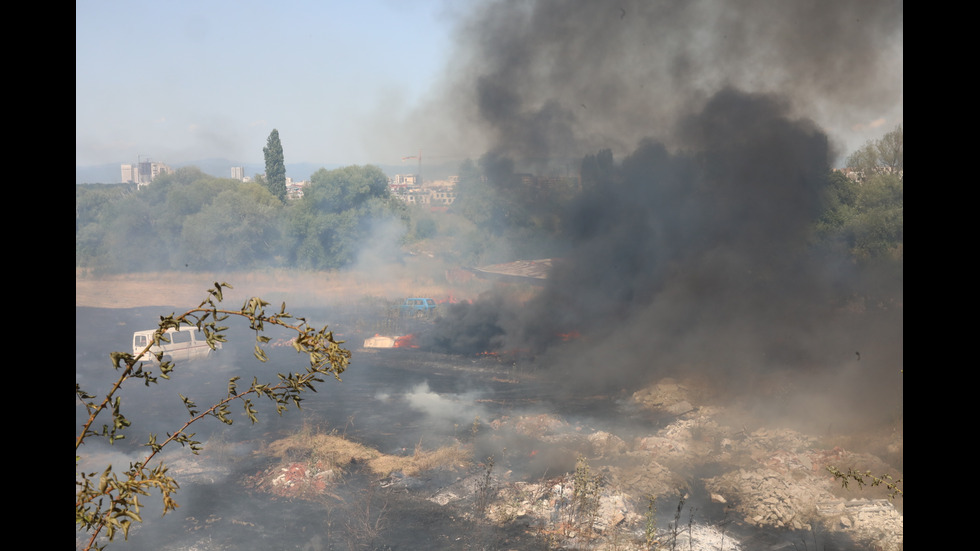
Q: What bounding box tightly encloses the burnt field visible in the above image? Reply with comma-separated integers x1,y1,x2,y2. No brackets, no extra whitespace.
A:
77,303,902,551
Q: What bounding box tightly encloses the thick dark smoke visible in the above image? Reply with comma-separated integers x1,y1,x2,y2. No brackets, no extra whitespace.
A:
528,88,832,342
417,0,902,171
420,0,902,431
433,89,838,358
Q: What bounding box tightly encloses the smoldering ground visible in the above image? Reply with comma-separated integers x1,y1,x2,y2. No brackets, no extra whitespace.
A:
75,306,628,550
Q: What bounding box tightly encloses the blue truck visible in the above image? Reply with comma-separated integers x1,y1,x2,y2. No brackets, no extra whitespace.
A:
399,297,437,318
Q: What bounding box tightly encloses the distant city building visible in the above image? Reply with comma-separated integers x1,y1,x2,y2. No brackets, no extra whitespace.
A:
231,166,245,181
121,164,138,184
388,174,456,208
122,160,174,188
391,174,418,186
836,165,904,184
286,179,307,200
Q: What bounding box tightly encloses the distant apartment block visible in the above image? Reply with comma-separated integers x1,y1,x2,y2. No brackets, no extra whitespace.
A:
389,174,456,208
120,164,137,184
122,161,174,188
231,166,245,181
391,174,418,186
389,172,579,211
836,165,904,184
282,177,309,200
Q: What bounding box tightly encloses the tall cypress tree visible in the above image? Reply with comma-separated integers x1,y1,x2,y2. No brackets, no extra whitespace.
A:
263,129,287,202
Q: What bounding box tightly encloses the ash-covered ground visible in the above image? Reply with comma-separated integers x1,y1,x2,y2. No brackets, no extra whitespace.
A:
77,303,901,551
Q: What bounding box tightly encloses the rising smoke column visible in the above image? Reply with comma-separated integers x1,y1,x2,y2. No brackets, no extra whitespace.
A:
416,0,902,171
428,88,840,359
421,0,901,423
488,87,834,356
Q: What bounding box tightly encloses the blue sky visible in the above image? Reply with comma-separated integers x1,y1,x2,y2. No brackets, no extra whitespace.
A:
76,0,461,168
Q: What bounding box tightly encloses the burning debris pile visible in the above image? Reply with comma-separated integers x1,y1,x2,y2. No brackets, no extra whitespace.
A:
363,334,418,349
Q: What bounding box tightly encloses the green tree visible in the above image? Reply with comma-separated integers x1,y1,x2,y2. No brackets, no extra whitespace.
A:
306,164,390,213
76,184,135,270
875,124,903,172
817,124,904,262
99,194,172,272
292,164,401,269
76,284,351,550
846,124,903,177
263,129,287,202
179,182,284,269
816,169,903,262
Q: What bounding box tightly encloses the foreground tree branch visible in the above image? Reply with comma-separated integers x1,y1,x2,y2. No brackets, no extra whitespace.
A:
826,466,903,500
76,282,351,550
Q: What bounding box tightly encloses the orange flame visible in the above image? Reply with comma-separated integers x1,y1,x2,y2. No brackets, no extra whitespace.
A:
394,334,418,348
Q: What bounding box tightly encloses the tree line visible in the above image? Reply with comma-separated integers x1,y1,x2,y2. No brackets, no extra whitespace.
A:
75,163,418,272
76,126,902,274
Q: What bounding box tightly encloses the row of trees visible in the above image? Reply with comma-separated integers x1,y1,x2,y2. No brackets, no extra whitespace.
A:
77,130,461,273
76,126,902,274
75,164,422,272
815,124,903,263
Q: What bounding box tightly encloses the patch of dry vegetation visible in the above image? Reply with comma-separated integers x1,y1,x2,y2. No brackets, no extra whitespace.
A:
266,428,472,478
75,265,491,309
369,441,472,477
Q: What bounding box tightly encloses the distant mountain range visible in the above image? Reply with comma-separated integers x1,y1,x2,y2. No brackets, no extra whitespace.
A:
76,159,462,185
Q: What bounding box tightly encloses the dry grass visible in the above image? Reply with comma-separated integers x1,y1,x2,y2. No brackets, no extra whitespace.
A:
368,441,472,477
268,432,382,470
75,263,493,309
266,429,471,478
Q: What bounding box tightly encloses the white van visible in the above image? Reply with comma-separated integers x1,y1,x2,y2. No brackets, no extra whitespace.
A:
132,326,220,363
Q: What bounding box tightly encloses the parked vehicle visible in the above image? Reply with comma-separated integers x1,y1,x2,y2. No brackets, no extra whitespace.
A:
399,298,437,318
132,326,219,363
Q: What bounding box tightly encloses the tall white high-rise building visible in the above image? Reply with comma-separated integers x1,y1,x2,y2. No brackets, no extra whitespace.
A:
121,160,174,187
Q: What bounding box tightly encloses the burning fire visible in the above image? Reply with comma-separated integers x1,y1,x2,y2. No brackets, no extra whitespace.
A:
363,334,419,349
394,334,418,348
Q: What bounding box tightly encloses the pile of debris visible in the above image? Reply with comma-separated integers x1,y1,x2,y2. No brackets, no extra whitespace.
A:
215,374,902,550
817,499,904,551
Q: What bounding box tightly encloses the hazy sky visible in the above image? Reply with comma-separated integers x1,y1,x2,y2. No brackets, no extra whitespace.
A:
76,0,461,168
77,1,902,170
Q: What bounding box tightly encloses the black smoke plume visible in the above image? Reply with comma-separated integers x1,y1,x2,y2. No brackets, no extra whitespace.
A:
430,88,837,357
419,0,901,429
416,0,902,172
